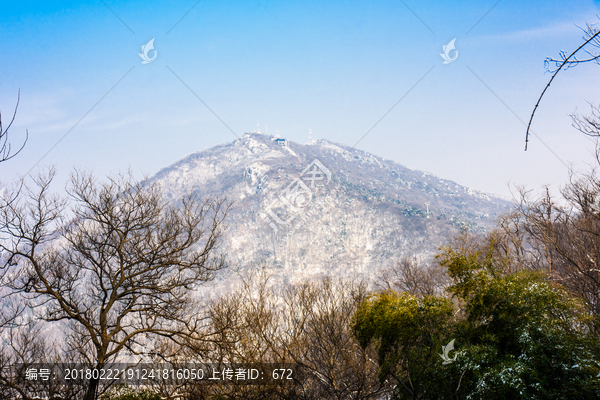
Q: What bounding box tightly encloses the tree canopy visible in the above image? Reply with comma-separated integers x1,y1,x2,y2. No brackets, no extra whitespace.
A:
352,244,600,400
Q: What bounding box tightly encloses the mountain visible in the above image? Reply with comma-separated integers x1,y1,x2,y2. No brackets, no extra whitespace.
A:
150,133,511,282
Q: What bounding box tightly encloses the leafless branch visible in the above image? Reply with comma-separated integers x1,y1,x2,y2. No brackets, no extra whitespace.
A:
0,169,231,400
0,89,28,163
526,19,600,150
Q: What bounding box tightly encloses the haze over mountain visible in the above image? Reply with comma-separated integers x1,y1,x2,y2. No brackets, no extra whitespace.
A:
150,133,511,282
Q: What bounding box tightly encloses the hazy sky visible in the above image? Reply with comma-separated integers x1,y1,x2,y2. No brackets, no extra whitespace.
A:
2,0,600,199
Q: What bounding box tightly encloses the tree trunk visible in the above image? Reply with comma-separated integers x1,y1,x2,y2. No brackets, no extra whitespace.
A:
84,377,99,400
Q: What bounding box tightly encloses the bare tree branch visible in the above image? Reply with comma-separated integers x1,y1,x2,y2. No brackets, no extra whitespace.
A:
0,89,28,163
0,169,230,400
526,20,600,150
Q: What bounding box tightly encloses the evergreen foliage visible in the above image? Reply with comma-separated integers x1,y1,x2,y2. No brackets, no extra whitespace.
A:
352,245,600,400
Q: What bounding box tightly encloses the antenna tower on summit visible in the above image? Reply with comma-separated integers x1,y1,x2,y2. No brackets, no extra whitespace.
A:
309,129,312,142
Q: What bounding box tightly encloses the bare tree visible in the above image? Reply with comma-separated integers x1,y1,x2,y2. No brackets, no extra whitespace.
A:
0,86,31,395
0,169,230,400
0,317,82,400
377,257,447,297
440,165,600,336
515,169,600,332
191,269,388,400
436,215,553,277
0,89,28,236
570,101,600,138
288,276,386,400
526,19,600,149
0,89,28,164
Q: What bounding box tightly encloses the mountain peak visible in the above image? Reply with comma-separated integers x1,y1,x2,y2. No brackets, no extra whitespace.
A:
151,134,510,280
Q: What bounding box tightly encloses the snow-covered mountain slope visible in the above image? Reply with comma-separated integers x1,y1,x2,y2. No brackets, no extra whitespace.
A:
150,133,511,281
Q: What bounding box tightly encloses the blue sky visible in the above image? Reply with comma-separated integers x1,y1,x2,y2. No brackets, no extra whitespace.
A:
1,0,600,198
